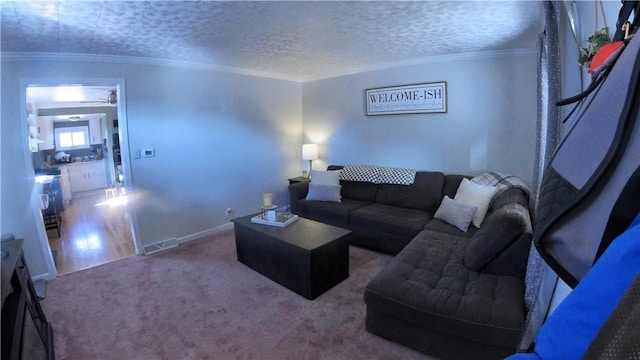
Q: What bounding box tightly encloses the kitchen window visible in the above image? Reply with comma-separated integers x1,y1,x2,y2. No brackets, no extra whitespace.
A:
54,126,90,150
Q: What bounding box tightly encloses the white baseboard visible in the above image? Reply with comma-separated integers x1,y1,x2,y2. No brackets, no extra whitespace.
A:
177,222,234,244
140,222,235,255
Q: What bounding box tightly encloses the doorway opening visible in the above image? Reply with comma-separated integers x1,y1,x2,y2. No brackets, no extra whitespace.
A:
25,81,139,276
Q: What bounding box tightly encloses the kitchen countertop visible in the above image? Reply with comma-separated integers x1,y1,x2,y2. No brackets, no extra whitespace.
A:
51,158,104,167
35,167,61,175
35,159,104,174
35,174,56,184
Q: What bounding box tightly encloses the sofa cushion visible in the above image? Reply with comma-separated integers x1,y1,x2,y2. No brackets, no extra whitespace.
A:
443,174,467,199
454,178,499,228
375,171,445,212
350,203,432,237
364,229,525,348
305,184,342,202
433,196,477,232
296,198,369,226
464,203,532,272
423,218,479,237
340,181,378,202
327,165,379,202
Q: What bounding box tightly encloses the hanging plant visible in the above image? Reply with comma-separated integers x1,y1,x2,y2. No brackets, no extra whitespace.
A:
578,27,612,68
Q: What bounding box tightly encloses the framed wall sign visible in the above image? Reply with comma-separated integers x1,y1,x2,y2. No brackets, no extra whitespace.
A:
365,82,447,116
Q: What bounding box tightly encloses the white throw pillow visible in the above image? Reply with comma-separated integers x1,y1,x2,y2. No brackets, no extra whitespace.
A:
453,178,499,228
434,196,478,232
310,170,341,186
305,184,342,202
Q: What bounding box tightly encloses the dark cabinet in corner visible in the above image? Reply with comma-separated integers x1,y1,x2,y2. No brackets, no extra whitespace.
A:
1,238,54,360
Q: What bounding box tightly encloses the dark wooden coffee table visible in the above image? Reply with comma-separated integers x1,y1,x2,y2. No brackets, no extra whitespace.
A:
231,214,352,300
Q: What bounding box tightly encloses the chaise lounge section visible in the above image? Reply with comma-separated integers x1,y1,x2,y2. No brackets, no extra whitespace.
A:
289,165,533,359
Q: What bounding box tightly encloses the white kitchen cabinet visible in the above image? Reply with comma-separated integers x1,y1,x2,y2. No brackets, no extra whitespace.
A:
37,116,54,150
89,117,103,145
67,160,108,194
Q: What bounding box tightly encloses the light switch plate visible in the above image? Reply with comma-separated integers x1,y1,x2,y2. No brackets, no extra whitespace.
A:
133,149,141,159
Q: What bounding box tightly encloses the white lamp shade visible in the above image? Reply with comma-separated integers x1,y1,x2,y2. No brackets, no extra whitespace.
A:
302,144,319,160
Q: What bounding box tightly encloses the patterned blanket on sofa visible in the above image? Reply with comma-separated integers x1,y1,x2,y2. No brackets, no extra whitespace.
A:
471,172,531,197
339,165,416,185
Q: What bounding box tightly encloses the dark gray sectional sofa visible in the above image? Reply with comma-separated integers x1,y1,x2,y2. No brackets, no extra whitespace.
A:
288,165,533,359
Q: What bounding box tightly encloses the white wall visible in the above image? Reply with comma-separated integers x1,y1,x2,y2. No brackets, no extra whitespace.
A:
302,51,538,184
1,68,52,276
1,57,302,277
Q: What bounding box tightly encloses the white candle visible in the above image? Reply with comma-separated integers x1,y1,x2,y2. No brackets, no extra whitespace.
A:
262,193,273,207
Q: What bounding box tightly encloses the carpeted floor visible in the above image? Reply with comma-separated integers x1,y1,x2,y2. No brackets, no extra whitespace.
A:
41,230,434,360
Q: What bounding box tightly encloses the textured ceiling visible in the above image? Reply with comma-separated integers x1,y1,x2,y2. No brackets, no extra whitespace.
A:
2,1,543,81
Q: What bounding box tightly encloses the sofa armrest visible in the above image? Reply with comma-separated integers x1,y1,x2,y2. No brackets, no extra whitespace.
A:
464,203,533,278
483,232,532,278
288,181,309,214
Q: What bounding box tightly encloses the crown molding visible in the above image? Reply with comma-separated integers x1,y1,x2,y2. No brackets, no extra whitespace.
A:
2,48,536,84
1,52,303,83
300,48,537,82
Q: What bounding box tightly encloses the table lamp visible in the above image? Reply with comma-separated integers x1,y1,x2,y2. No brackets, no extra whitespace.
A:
302,144,318,178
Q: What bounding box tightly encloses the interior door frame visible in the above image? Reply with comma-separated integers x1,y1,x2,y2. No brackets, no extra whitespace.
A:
20,77,141,279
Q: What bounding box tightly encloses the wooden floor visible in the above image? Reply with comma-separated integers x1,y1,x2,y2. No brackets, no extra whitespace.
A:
46,189,136,275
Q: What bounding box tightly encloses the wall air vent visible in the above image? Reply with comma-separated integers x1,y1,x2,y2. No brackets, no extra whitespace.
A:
143,238,178,255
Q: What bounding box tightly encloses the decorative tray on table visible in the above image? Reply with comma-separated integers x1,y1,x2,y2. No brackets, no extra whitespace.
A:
251,212,299,228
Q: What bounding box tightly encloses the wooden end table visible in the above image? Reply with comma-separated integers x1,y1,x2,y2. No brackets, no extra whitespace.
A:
288,176,310,185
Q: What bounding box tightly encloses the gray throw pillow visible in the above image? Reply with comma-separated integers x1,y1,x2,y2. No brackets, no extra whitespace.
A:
306,184,342,202
464,206,527,271
433,196,477,232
